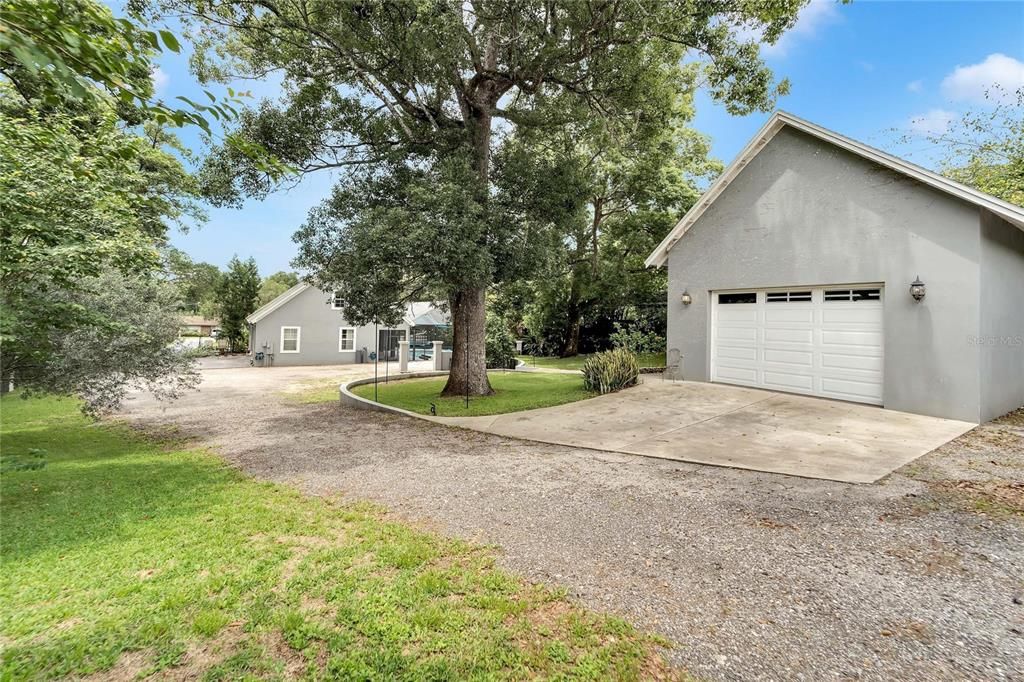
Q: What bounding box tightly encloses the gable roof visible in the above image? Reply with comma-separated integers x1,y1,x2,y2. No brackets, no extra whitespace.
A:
646,110,1024,268
246,282,449,327
245,282,310,324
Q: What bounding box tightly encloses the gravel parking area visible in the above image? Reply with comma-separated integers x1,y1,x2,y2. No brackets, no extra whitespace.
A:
120,366,1024,681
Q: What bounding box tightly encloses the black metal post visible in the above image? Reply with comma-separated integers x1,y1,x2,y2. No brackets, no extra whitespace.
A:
374,321,379,402
385,327,390,384
464,331,469,409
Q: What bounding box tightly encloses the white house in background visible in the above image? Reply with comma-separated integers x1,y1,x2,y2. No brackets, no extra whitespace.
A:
245,283,449,367
179,316,221,337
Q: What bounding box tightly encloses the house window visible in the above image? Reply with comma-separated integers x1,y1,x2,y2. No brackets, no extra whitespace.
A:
280,326,301,353
718,292,757,304
766,291,812,303
338,327,356,352
332,291,344,310
824,288,881,302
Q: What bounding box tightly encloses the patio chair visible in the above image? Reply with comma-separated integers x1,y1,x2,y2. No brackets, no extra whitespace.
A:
663,348,683,382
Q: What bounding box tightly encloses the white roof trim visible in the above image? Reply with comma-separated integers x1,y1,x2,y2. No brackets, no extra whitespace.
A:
646,110,1024,268
245,282,310,324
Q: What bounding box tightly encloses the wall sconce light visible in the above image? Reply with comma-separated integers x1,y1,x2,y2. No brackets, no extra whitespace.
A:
680,290,692,306
909,276,926,302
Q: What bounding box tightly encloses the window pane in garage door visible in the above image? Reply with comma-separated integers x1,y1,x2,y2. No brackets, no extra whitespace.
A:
719,292,756,304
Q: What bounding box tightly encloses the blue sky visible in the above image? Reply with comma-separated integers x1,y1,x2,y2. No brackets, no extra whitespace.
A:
150,1,1024,275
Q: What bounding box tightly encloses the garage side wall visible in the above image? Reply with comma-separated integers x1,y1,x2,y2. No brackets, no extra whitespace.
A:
979,210,1024,421
250,287,392,366
666,127,982,422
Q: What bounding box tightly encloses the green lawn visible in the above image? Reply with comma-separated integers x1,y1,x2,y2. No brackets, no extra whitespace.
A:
0,395,675,680
351,371,596,417
516,352,666,371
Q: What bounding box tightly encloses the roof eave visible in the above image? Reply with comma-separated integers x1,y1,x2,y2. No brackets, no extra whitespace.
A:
245,283,310,324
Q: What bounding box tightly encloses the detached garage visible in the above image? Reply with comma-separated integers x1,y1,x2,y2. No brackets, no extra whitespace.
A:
647,112,1024,423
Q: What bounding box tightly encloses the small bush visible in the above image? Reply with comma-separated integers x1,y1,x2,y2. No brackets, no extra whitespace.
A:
485,313,517,369
581,349,639,394
609,321,665,355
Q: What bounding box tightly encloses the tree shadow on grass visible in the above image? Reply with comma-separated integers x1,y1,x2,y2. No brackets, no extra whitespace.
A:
1,417,259,562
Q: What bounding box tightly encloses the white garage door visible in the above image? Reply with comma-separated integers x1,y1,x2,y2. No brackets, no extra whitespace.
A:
711,286,883,405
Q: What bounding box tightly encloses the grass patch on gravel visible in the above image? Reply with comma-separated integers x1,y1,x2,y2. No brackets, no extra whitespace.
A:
516,352,665,371
897,407,1024,519
287,378,349,404
351,372,596,416
0,394,677,680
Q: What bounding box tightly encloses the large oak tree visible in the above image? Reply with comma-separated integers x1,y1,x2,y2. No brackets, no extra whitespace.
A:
177,0,804,395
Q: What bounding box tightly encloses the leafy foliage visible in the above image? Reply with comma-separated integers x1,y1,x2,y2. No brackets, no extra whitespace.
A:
217,256,260,351
610,321,666,356
165,248,222,315
1,93,163,290
258,270,299,306
0,0,289,176
929,87,1023,206
485,311,516,370
0,81,204,409
6,270,199,415
295,155,487,327
507,78,717,358
581,349,640,395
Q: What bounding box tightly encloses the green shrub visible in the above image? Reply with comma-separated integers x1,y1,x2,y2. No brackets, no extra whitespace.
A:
485,313,517,369
581,349,639,394
609,321,665,355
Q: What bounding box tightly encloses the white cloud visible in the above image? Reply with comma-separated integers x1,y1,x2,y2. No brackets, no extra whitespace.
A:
760,0,844,58
907,109,956,136
152,66,169,94
906,79,924,93
940,53,1024,104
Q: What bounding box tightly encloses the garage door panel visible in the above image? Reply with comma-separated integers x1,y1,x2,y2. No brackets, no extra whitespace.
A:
716,327,757,342
764,307,814,323
763,348,813,367
717,345,758,361
764,327,814,344
718,307,758,322
715,365,758,383
821,353,883,372
763,371,815,392
821,377,883,403
713,286,883,406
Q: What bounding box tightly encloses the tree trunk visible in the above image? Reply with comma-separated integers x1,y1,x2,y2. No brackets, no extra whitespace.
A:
439,84,500,397
0,353,14,395
591,196,603,273
561,269,582,357
442,286,493,396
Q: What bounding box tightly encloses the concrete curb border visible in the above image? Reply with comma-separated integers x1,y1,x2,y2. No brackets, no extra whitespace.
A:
339,371,451,417
339,370,529,420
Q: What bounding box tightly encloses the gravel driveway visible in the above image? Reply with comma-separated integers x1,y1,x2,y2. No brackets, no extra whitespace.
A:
120,366,1024,681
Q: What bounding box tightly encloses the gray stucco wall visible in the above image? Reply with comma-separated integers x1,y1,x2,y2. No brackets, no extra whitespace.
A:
250,287,405,366
978,209,1024,421
666,126,986,422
